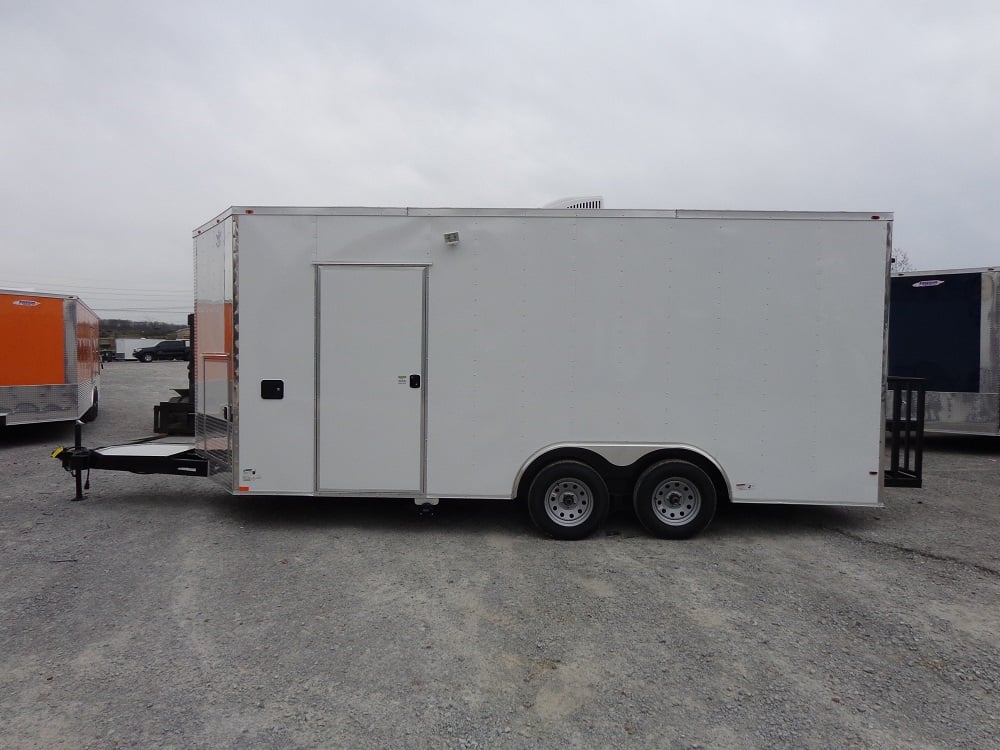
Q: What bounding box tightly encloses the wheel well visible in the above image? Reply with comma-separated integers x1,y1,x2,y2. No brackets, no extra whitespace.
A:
515,447,731,505
515,448,622,502
628,449,731,505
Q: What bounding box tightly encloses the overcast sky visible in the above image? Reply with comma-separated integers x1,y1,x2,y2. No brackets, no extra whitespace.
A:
2,0,998,323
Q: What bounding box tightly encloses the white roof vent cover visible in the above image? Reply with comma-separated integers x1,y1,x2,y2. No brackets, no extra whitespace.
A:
543,195,604,209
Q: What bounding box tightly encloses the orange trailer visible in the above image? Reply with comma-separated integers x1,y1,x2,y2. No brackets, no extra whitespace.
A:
0,290,101,427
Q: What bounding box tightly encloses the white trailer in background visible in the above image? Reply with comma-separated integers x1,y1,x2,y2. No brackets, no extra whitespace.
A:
57,206,913,539
114,338,164,361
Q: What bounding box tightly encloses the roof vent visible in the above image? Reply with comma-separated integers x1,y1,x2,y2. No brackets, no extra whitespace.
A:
543,196,604,209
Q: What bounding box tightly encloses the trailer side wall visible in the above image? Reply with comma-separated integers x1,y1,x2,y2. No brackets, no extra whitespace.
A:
209,210,890,505
193,218,236,488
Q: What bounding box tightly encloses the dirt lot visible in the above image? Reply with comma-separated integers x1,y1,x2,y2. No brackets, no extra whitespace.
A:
2,362,998,749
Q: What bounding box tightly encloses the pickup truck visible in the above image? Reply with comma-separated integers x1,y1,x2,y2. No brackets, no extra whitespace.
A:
133,340,190,362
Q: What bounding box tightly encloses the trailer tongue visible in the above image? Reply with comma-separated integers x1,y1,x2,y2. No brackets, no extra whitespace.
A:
52,424,208,501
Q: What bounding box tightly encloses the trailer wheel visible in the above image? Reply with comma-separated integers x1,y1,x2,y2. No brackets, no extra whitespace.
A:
527,460,610,540
139,353,153,363
632,460,716,539
81,390,99,423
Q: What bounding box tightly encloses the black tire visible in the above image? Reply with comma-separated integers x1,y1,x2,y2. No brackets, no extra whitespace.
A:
139,353,153,363
632,460,717,539
527,460,610,540
81,390,99,423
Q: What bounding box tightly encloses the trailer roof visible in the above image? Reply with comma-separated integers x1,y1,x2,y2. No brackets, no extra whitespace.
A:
194,207,892,236
893,266,999,277
0,289,99,317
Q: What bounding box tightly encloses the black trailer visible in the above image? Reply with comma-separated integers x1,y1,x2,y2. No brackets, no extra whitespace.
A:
888,267,1000,436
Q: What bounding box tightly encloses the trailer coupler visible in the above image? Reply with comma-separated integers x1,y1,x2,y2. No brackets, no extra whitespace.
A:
52,422,209,501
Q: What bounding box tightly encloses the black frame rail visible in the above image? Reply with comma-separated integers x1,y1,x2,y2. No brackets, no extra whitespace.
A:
885,376,925,488
53,422,209,501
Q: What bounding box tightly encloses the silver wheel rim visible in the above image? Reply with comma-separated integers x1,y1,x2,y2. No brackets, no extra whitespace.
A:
651,477,701,526
543,478,594,527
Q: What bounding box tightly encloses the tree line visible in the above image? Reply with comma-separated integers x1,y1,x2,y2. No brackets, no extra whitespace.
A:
99,319,186,339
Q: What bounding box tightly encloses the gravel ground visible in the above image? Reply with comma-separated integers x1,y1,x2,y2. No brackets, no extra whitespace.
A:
2,361,999,749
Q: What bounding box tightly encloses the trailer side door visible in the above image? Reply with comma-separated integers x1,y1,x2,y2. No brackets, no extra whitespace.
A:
316,265,426,494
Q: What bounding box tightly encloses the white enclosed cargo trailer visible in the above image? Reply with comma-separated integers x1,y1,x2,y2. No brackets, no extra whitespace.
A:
183,205,897,538
57,206,918,539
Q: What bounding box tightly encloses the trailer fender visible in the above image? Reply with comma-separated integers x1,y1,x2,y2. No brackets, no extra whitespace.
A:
513,443,733,505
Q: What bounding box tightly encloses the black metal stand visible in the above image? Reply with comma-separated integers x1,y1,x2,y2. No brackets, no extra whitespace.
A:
72,421,84,501
885,376,926,488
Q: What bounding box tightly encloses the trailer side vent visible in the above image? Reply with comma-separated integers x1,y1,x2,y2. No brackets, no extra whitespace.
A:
543,196,604,209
